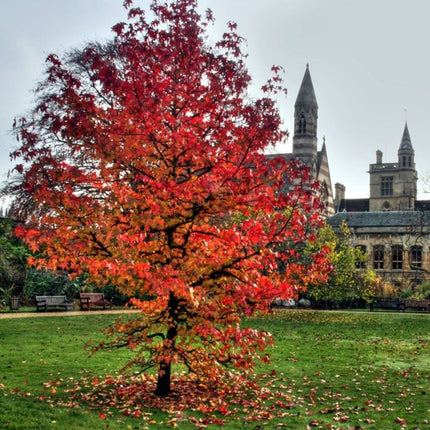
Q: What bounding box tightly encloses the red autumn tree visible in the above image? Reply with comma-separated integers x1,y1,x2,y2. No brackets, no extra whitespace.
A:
8,0,330,397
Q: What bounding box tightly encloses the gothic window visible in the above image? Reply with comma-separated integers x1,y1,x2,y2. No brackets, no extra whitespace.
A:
299,114,306,134
373,245,384,269
411,246,422,268
381,177,393,197
402,156,406,167
355,245,367,268
408,156,412,167
391,245,403,270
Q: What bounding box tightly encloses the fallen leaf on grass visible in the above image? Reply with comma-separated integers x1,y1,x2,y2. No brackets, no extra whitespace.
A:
396,417,407,426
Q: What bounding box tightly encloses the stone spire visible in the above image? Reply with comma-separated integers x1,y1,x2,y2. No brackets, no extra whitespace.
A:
293,64,318,167
294,64,318,111
398,122,415,170
399,122,413,150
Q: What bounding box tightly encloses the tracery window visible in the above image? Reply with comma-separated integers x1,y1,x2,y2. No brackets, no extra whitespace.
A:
373,245,384,269
381,177,393,197
392,245,403,270
411,246,422,268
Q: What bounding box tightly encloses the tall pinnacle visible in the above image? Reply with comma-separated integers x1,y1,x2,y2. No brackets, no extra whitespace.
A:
295,64,318,109
399,122,413,150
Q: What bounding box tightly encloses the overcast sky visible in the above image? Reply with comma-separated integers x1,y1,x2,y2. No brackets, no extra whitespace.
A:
2,0,430,205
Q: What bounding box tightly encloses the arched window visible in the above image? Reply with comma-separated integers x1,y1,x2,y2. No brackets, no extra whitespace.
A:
298,114,306,134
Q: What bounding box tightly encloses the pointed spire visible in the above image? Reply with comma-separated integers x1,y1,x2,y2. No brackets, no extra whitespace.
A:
398,121,415,170
295,64,318,109
399,122,413,150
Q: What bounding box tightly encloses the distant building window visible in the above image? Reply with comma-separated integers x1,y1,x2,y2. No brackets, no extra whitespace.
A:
382,201,391,211
299,114,306,134
373,245,384,269
392,245,403,270
355,245,367,268
408,156,412,167
411,246,422,268
381,177,393,197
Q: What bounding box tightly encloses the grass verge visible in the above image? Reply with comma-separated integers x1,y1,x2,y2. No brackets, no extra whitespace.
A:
0,311,429,429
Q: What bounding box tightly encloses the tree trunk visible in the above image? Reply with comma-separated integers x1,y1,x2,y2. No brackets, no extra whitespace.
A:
155,325,177,396
155,359,172,397
155,293,179,397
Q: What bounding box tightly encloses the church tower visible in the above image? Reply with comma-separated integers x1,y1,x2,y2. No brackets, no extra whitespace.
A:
293,64,318,174
369,122,417,211
290,64,334,215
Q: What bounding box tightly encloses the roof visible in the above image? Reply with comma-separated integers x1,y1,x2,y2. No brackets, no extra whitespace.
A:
399,122,413,151
327,210,430,228
337,198,369,212
415,200,430,211
294,64,318,109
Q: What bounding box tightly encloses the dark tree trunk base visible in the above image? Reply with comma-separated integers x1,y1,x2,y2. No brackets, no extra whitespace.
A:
155,361,172,397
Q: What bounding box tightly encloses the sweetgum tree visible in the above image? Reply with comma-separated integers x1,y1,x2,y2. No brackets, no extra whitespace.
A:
7,0,329,397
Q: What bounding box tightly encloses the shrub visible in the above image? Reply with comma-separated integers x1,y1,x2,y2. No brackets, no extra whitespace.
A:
410,281,430,300
23,269,83,302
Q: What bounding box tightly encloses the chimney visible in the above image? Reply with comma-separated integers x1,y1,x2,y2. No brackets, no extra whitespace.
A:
376,150,383,164
334,183,346,213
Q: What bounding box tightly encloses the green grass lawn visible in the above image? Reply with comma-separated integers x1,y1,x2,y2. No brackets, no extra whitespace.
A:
0,311,429,429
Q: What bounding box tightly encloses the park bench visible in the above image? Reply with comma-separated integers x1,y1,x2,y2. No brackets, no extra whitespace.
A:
35,295,75,312
369,298,405,312
79,292,112,311
402,299,430,312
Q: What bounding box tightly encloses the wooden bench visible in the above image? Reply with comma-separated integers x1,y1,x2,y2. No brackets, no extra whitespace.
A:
403,299,430,312
35,295,75,312
369,298,405,312
79,292,112,311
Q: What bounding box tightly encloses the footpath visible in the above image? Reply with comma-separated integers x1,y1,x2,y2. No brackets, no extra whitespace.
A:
0,309,137,319
2,308,428,320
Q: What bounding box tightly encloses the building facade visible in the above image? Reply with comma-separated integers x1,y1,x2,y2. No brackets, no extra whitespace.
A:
272,65,430,287
329,124,430,287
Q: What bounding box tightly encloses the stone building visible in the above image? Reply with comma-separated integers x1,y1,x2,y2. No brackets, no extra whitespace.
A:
272,65,335,216
328,124,430,287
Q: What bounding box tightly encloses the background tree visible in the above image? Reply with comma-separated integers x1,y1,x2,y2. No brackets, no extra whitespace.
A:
304,221,379,308
0,217,28,306
6,0,330,397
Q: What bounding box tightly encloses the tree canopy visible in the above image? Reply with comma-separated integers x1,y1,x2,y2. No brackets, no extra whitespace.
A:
304,221,378,308
7,0,330,397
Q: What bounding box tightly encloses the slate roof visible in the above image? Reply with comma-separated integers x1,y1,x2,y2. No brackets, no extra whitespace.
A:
337,198,369,212
327,210,430,228
415,200,430,211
